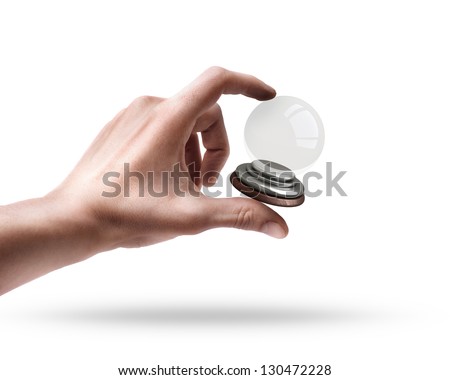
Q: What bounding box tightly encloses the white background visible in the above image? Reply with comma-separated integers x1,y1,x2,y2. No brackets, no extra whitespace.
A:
0,1,449,379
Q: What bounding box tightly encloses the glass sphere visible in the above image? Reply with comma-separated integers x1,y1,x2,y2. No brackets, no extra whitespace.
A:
244,96,325,171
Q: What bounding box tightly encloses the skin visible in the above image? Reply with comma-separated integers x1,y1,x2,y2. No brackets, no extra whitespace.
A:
0,67,288,296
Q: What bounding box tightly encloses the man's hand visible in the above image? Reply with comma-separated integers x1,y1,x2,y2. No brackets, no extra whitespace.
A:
0,67,288,295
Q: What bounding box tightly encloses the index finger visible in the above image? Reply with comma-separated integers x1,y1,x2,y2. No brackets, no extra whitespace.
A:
172,66,276,120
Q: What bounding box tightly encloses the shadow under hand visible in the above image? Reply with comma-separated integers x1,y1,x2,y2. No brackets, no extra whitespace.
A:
37,303,378,327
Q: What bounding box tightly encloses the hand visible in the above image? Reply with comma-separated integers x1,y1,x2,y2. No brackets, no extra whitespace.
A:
0,67,288,294
57,66,288,247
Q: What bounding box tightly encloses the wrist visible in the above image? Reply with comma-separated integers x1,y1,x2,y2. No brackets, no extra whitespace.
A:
41,191,105,257
0,194,103,294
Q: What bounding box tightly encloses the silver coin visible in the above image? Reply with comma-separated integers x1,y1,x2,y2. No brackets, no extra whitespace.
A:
251,159,295,181
245,163,293,188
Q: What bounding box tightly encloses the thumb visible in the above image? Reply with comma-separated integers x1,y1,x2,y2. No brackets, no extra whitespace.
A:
201,197,289,238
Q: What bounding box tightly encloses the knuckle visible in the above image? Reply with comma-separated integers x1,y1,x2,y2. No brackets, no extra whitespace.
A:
224,146,230,159
205,66,227,82
233,206,254,230
213,103,223,117
221,142,230,160
130,96,161,109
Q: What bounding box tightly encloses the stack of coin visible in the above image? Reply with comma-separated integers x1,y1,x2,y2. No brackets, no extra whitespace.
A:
230,160,305,207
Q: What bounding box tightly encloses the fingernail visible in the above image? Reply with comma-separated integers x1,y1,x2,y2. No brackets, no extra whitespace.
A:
261,222,286,239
